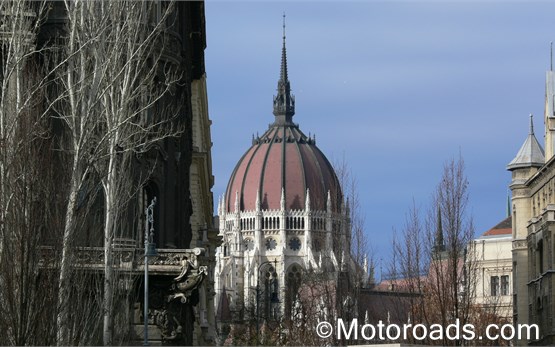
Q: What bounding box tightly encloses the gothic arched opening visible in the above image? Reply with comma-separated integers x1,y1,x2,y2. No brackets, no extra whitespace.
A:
285,264,303,320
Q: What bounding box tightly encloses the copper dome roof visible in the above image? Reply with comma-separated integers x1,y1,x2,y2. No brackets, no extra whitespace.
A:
225,124,341,212
224,28,341,213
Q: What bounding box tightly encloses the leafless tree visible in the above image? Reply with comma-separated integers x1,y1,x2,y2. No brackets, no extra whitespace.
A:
0,1,187,345
0,1,62,344
44,1,182,344
390,156,507,345
333,156,370,285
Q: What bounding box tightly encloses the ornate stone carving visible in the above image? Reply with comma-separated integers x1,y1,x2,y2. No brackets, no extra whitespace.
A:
167,256,207,303
147,253,207,344
153,306,184,342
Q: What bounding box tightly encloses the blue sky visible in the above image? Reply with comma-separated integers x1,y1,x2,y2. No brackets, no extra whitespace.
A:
204,1,555,271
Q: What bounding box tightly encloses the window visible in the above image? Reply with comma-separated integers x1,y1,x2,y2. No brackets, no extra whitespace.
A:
491,276,499,296
501,275,509,296
266,237,277,251
285,265,303,317
244,238,254,251
289,237,301,251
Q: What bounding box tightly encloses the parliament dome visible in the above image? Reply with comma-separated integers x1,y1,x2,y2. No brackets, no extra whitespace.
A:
223,29,341,214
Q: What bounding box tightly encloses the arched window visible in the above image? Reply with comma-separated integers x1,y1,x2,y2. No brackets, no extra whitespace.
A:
285,264,303,318
262,264,279,321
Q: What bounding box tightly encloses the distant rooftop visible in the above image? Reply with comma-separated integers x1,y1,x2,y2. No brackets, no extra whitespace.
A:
481,216,512,237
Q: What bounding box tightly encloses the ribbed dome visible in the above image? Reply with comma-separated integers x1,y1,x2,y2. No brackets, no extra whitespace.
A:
225,124,341,212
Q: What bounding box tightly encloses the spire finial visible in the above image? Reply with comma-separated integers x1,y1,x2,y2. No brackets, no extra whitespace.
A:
283,12,286,40
280,13,288,85
530,113,534,135
551,41,553,71
434,206,445,253
273,13,295,124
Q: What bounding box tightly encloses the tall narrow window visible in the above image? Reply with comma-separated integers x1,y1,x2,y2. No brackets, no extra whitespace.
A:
491,276,499,296
501,275,509,296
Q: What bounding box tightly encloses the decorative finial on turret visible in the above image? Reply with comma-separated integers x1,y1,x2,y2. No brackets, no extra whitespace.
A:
256,189,261,211
305,188,311,211
283,12,286,37
281,13,287,82
234,191,239,213
218,195,222,216
280,187,286,211
327,190,332,213
530,113,534,135
273,13,295,124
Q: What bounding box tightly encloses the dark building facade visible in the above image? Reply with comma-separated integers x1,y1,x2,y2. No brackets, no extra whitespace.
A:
0,1,217,345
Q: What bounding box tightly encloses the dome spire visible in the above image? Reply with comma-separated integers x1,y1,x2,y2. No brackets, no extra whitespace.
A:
273,13,295,125
280,13,288,83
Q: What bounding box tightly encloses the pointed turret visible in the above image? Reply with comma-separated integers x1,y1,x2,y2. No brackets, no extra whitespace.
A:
255,189,261,211
305,188,311,211
280,187,286,211
433,206,445,254
218,195,222,216
507,114,545,170
545,43,555,160
272,14,295,125
234,191,239,213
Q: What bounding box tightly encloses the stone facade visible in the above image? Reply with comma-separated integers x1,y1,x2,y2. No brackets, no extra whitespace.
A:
508,68,555,345
31,1,217,345
189,75,220,345
469,217,513,321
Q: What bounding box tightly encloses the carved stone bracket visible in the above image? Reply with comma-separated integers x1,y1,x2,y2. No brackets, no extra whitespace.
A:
147,248,208,344
513,239,528,250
